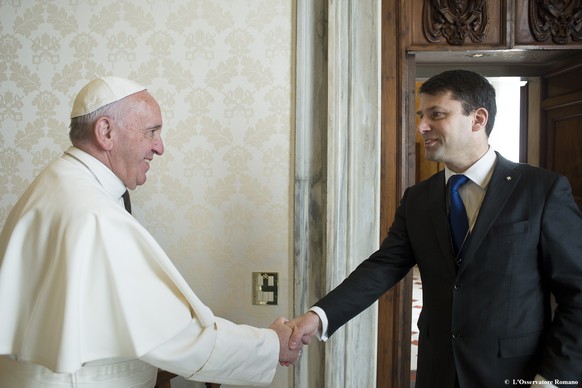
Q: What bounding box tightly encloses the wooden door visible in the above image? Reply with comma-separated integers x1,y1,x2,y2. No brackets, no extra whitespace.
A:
541,64,582,210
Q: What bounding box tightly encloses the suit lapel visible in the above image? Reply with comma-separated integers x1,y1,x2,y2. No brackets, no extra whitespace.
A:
428,171,458,275
459,154,521,271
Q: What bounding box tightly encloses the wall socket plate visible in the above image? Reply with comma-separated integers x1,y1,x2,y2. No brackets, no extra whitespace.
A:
252,272,278,305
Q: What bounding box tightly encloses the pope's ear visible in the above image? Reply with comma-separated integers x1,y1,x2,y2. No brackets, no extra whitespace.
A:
473,107,489,132
94,117,113,150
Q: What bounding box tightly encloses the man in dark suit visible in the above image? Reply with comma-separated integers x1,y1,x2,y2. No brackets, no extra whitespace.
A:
287,70,582,387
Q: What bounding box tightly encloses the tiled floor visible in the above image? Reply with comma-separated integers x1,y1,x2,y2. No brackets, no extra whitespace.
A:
411,265,422,386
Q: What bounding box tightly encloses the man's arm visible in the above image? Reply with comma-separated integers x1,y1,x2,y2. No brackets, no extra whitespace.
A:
288,190,417,347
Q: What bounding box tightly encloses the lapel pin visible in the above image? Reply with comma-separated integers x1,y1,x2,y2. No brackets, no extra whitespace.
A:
506,176,512,181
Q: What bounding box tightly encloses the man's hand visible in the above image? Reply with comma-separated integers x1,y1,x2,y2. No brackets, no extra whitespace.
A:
285,311,321,350
269,317,302,366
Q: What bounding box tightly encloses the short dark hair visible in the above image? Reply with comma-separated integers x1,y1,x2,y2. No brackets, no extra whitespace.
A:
419,69,497,136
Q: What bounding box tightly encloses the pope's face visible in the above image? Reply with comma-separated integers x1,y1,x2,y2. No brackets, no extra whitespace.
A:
108,91,164,189
416,91,481,172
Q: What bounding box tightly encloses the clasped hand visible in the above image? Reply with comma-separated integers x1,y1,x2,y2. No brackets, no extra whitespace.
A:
270,311,322,366
269,317,303,366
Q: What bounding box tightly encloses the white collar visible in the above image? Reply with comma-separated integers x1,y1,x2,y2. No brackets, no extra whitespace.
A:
445,146,497,190
63,146,127,199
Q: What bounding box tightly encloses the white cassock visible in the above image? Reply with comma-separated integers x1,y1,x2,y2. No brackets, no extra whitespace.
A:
0,147,279,387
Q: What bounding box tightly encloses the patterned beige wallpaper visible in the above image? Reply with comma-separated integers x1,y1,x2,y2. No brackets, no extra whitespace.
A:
0,1,293,386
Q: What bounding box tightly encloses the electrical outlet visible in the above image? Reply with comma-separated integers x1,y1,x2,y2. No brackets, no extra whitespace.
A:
252,272,278,305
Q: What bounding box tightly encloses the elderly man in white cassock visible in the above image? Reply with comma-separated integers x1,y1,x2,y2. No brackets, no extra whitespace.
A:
0,76,300,387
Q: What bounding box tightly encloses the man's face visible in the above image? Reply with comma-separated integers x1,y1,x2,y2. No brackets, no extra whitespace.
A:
416,91,479,172
108,91,164,189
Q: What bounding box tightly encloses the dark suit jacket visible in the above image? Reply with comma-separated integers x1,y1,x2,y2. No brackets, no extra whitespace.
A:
315,153,582,388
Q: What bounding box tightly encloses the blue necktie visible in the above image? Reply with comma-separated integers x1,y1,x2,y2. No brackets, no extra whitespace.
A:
448,174,469,257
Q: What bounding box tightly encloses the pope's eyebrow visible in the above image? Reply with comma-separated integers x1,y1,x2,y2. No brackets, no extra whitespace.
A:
142,125,162,132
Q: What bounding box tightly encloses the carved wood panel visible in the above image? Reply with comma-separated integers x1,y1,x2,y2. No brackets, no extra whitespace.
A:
424,0,489,44
516,0,582,46
531,0,582,43
410,0,504,48
412,0,582,50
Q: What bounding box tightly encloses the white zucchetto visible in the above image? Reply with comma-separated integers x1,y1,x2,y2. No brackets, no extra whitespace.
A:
70,76,146,118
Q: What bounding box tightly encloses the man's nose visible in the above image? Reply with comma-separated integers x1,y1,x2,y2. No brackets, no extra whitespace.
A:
417,117,430,134
153,138,164,156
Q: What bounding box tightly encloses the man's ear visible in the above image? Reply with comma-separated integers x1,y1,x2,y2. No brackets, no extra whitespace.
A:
472,107,489,132
94,117,113,150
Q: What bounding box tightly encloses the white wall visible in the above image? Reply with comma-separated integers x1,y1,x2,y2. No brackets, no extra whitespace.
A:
0,1,294,387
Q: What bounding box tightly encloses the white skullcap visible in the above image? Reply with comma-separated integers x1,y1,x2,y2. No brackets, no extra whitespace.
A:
70,76,146,118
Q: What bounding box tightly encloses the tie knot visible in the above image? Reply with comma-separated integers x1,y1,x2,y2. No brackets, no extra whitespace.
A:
449,174,469,192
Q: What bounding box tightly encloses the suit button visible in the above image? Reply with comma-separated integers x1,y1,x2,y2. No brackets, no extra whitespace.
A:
453,283,461,290
452,332,460,340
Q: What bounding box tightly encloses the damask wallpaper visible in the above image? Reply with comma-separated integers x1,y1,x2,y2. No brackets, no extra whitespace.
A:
0,1,293,386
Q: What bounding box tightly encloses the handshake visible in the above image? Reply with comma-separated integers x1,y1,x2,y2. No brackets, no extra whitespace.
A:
269,311,322,366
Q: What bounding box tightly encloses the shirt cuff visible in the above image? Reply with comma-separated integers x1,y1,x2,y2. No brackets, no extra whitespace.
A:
308,306,329,342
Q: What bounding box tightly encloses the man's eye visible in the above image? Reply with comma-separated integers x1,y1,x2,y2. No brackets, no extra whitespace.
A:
431,111,444,119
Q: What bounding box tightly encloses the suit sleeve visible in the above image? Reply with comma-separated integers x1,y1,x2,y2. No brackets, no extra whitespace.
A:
314,189,416,337
538,175,582,382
